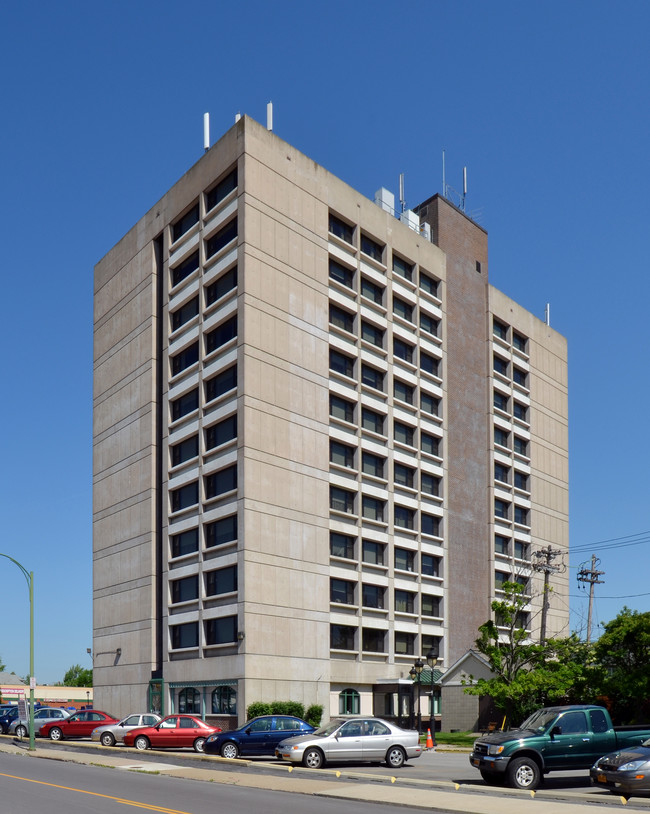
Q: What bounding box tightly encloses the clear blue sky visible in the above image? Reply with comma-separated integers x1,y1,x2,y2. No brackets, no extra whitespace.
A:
1,0,648,682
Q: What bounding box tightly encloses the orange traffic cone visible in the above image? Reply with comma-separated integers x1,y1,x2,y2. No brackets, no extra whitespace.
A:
426,728,434,749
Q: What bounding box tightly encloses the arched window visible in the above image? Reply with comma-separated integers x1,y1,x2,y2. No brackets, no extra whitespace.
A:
178,687,201,714
339,688,360,715
212,686,237,715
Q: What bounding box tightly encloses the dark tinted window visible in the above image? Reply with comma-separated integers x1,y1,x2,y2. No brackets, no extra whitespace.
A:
171,251,199,288
205,365,237,402
171,388,198,421
205,266,237,306
172,204,199,243
206,168,237,211
206,218,237,259
205,515,237,548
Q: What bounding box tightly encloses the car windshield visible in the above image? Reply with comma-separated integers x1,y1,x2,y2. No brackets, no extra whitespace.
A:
313,720,345,737
519,709,559,733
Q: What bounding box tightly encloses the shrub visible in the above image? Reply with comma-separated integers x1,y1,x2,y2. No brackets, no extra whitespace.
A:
305,704,323,728
246,702,271,720
246,700,322,724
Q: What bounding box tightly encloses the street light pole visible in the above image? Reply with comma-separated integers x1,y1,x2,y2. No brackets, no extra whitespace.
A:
409,658,424,734
426,647,438,748
0,554,35,751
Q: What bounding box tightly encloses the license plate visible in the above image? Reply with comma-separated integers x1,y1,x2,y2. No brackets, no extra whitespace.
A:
472,758,480,767
597,774,607,783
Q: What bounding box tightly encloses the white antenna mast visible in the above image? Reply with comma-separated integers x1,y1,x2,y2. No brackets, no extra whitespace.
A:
203,113,210,152
266,101,273,131
399,173,406,212
442,149,446,198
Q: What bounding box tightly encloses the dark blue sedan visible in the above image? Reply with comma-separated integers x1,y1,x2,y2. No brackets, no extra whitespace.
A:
0,706,20,734
204,715,315,758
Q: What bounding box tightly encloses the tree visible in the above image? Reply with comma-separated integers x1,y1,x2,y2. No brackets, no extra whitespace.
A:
0,655,5,672
62,664,93,687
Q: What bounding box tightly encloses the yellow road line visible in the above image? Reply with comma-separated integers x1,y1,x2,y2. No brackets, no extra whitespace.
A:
0,772,195,813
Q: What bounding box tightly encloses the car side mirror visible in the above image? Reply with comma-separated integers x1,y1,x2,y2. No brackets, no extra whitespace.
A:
245,728,251,735
550,725,562,737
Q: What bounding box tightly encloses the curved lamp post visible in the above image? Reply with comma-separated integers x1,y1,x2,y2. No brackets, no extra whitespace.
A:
426,647,438,747
0,555,34,751
409,657,424,733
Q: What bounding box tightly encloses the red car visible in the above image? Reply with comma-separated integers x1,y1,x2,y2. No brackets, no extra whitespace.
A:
41,710,119,741
123,714,221,753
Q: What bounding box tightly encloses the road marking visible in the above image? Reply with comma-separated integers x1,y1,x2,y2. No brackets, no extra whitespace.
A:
0,772,194,813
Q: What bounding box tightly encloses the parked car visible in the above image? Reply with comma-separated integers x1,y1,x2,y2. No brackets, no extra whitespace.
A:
0,706,21,734
10,707,71,737
204,715,315,758
123,715,222,753
40,710,119,741
591,740,650,799
91,713,162,746
275,717,422,769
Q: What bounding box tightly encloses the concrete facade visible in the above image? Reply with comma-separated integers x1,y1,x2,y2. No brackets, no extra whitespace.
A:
93,116,569,726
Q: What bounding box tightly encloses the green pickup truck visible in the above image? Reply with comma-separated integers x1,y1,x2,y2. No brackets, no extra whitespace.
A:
470,704,650,790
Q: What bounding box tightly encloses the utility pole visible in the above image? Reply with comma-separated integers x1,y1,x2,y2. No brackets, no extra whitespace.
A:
577,555,605,643
532,545,563,642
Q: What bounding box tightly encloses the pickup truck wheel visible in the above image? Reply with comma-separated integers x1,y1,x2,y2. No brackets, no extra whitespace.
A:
506,757,541,790
480,770,503,785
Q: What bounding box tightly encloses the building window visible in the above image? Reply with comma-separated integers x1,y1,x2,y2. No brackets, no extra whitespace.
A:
338,687,360,712
206,167,237,211
422,595,441,618
329,258,355,289
361,233,384,262
171,528,199,558
361,408,384,435
495,535,509,554
494,462,510,484
494,499,510,519
205,464,237,499
330,486,355,514
206,218,237,259
361,364,384,391
362,540,385,565
205,514,237,548
212,686,237,715
205,266,237,307
331,626,356,651
421,353,440,377
393,297,413,322
419,272,439,297
329,214,354,244
171,342,199,376
394,380,414,405
171,250,200,288
178,687,201,713
360,277,384,305
421,514,440,537
171,435,199,467
330,532,355,559
421,554,440,577
422,635,442,659
171,481,199,513
362,452,385,479
206,315,237,355
493,319,508,341
394,506,415,530
514,506,529,526
421,473,440,497
330,441,355,469
361,321,384,348
420,313,439,337
362,628,385,652
493,355,509,377
171,296,200,332
205,565,237,596
330,349,354,378
494,427,509,448
495,571,509,590
393,339,414,364
329,304,354,333
392,254,413,281
493,391,509,412
514,471,529,491
394,422,415,447
362,496,384,523
394,548,414,572
330,578,355,605
171,388,199,421
421,433,440,457
330,394,355,423
513,436,528,456
514,540,529,559
171,622,198,650
513,367,528,387
172,203,200,243
205,415,237,451
394,631,415,656
171,575,199,604
513,332,528,353
205,615,237,645
205,364,237,403
394,463,415,489
513,401,528,422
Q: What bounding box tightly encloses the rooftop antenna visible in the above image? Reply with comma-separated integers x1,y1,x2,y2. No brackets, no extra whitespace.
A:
203,113,210,152
462,166,467,211
266,101,273,131
442,149,446,198
235,112,241,123
399,173,406,212
545,303,551,326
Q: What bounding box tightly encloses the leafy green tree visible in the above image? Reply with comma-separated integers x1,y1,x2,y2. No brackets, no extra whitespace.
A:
62,664,93,687
0,655,6,672
593,607,650,723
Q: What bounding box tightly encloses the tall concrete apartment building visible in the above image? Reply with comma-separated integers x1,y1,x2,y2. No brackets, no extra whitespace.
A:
93,116,569,726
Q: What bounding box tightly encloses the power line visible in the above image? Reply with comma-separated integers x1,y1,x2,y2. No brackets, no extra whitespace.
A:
571,530,650,555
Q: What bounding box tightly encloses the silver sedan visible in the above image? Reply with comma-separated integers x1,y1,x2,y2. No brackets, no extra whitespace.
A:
10,707,71,738
275,717,422,769
91,713,162,746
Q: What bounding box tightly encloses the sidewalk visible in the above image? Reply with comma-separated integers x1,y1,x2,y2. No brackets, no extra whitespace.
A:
0,737,645,813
